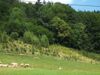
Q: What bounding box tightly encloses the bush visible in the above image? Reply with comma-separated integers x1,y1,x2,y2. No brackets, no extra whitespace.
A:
25,23,54,43
0,32,10,43
23,31,40,46
10,32,19,40
40,35,49,48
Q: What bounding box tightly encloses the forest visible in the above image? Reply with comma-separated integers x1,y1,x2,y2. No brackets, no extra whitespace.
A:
0,0,100,55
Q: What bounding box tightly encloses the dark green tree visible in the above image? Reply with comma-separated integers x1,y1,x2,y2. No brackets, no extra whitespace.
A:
70,23,92,50
6,7,26,36
50,16,71,44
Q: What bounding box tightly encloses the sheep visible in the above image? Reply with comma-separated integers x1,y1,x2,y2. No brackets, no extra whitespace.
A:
24,64,30,68
0,64,8,67
20,63,24,67
0,62,30,68
9,63,18,68
20,63,30,68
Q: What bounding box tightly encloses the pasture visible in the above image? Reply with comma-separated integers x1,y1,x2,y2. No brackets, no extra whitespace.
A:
0,53,100,75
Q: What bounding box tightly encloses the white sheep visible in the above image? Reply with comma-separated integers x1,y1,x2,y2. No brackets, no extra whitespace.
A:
0,64,8,67
24,64,30,68
20,63,24,67
10,63,18,68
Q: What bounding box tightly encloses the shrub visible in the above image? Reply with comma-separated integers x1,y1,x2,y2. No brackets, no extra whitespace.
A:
10,32,19,40
0,32,10,43
25,23,54,43
23,31,40,46
40,35,49,48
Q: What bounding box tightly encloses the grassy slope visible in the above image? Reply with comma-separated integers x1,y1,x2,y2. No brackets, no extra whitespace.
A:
48,45,100,63
0,45,100,75
0,53,100,75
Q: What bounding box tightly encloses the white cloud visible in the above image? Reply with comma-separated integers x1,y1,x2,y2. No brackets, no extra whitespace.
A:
21,0,73,4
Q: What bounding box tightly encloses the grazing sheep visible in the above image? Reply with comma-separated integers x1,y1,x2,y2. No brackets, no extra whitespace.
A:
2,64,8,67
20,63,24,67
20,63,30,68
10,63,18,68
0,64,8,67
0,63,30,68
24,64,30,68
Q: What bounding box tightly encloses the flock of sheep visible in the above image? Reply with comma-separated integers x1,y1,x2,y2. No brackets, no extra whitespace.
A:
0,62,30,68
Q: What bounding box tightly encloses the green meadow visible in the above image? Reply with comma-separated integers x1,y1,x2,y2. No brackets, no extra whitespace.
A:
0,68,100,75
0,53,100,75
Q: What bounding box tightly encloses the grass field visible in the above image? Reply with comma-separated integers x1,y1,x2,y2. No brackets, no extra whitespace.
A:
0,53,100,75
0,68,100,75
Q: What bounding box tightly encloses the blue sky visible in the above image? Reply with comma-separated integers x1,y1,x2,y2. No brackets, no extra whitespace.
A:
71,0,100,11
22,0,100,11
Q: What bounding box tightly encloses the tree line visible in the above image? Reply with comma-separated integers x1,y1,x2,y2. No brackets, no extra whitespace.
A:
0,0,100,53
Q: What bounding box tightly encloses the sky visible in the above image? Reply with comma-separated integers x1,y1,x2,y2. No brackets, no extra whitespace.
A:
21,0,100,11
71,0,100,11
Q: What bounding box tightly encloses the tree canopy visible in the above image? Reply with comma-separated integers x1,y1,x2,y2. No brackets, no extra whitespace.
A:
0,0,100,53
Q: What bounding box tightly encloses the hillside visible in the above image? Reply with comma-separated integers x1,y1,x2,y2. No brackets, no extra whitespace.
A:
0,44,100,64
